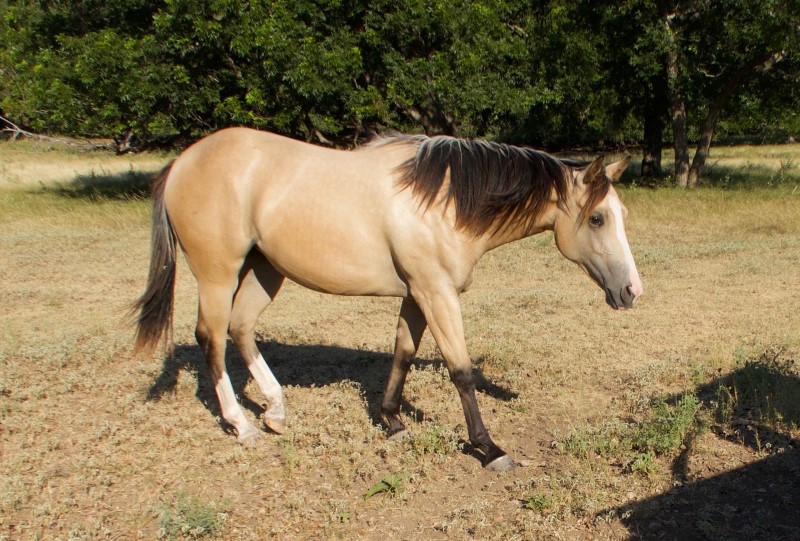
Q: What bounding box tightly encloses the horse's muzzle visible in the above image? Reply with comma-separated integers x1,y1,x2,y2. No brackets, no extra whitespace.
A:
605,284,640,310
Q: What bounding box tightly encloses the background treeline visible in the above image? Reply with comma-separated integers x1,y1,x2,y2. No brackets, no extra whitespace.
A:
1,0,799,183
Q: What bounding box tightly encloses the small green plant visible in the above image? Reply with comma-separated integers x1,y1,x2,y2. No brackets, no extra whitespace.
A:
334,509,351,523
281,437,300,475
410,423,462,459
630,393,701,456
557,420,628,459
714,352,799,429
715,383,736,426
523,493,552,512
158,492,229,539
625,452,659,478
364,473,405,500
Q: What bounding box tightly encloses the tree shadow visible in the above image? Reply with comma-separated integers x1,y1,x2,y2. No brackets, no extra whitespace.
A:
146,339,518,436
609,353,800,540
43,169,157,201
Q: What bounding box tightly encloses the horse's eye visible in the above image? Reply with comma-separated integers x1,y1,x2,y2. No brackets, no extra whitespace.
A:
589,214,604,228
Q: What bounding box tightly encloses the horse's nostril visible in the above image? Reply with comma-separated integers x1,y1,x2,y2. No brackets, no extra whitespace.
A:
621,285,635,306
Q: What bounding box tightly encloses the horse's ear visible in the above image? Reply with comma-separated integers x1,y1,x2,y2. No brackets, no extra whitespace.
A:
605,155,631,182
578,155,605,185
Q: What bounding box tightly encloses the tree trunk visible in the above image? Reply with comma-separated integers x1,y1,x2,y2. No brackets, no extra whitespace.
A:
407,99,458,136
688,50,785,186
665,16,690,188
405,76,459,136
641,78,668,179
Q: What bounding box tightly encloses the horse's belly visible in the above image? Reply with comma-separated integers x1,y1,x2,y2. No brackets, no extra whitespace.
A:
256,227,407,297
248,149,412,297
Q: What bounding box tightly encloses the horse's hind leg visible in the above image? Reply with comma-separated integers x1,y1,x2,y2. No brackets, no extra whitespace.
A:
194,263,263,444
229,250,286,434
381,298,427,438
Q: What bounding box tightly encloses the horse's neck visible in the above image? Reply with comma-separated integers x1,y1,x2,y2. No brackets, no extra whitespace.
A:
479,204,558,253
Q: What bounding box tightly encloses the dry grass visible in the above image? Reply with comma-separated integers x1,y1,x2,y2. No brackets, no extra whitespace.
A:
1,141,800,540
0,138,167,189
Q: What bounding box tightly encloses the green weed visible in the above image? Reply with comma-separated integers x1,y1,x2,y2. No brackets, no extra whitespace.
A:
410,422,462,459
334,509,352,523
364,473,405,500
630,394,702,456
710,350,800,445
158,492,229,540
557,420,629,459
281,436,300,475
523,493,552,512
625,452,659,478
558,394,703,472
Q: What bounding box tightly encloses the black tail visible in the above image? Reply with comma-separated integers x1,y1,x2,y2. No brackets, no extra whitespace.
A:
131,161,177,356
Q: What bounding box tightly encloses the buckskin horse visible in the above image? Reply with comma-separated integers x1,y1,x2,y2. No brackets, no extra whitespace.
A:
132,128,643,471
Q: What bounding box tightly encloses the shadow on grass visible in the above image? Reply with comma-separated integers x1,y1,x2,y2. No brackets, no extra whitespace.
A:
147,339,518,438
43,169,156,201
610,353,800,540
621,161,800,189
616,447,800,540
701,162,799,189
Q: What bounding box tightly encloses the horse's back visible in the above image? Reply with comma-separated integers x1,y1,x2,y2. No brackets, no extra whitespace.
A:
164,128,415,296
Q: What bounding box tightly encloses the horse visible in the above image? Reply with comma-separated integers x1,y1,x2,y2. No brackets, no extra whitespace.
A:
132,128,643,471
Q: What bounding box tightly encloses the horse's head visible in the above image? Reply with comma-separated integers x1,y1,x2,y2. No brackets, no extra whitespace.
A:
553,156,643,310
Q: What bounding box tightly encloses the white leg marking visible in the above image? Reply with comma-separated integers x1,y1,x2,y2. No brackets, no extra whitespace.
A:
250,354,284,410
248,354,286,433
215,372,258,440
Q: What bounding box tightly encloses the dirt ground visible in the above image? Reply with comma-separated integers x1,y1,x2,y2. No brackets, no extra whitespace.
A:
1,143,799,540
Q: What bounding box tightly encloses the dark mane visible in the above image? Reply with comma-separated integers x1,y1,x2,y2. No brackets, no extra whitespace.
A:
392,135,571,235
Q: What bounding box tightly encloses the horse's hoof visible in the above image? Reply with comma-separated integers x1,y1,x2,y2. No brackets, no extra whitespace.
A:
263,415,286,435
387,428,411,442
238,429,262,446
485,454,516,472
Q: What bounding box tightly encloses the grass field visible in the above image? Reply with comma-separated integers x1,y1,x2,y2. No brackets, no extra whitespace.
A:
1,139,799,540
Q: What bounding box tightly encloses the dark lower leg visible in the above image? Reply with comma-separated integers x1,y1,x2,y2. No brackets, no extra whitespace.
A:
381,298,426,437
381,357,413,436
450,368,509,466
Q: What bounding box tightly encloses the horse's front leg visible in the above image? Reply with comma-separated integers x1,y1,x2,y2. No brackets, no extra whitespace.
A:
381,297,427,438
412,288,515,472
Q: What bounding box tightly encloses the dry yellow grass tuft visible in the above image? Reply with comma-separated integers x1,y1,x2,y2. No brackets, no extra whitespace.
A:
1,140,799,539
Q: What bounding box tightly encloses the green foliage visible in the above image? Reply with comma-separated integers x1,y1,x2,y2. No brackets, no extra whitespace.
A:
630,394,701,456
0,0,798,149
364,472,405,500
557,420,629,459
558,394,703,471
558,349,800,481
158,492,229,539
523,493,552,512
712,351,800,434
625,451,659,478
409,422,463,460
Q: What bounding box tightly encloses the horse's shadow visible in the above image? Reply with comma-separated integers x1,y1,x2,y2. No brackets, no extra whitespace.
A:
147,339,518,435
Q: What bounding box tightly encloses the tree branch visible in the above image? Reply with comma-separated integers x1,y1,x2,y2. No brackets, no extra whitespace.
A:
1,116,114,151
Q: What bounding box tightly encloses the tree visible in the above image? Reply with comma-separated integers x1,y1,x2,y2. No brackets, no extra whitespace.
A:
662,0,799,187
594,0,672,178
2,0,797,156
596,0,799,186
